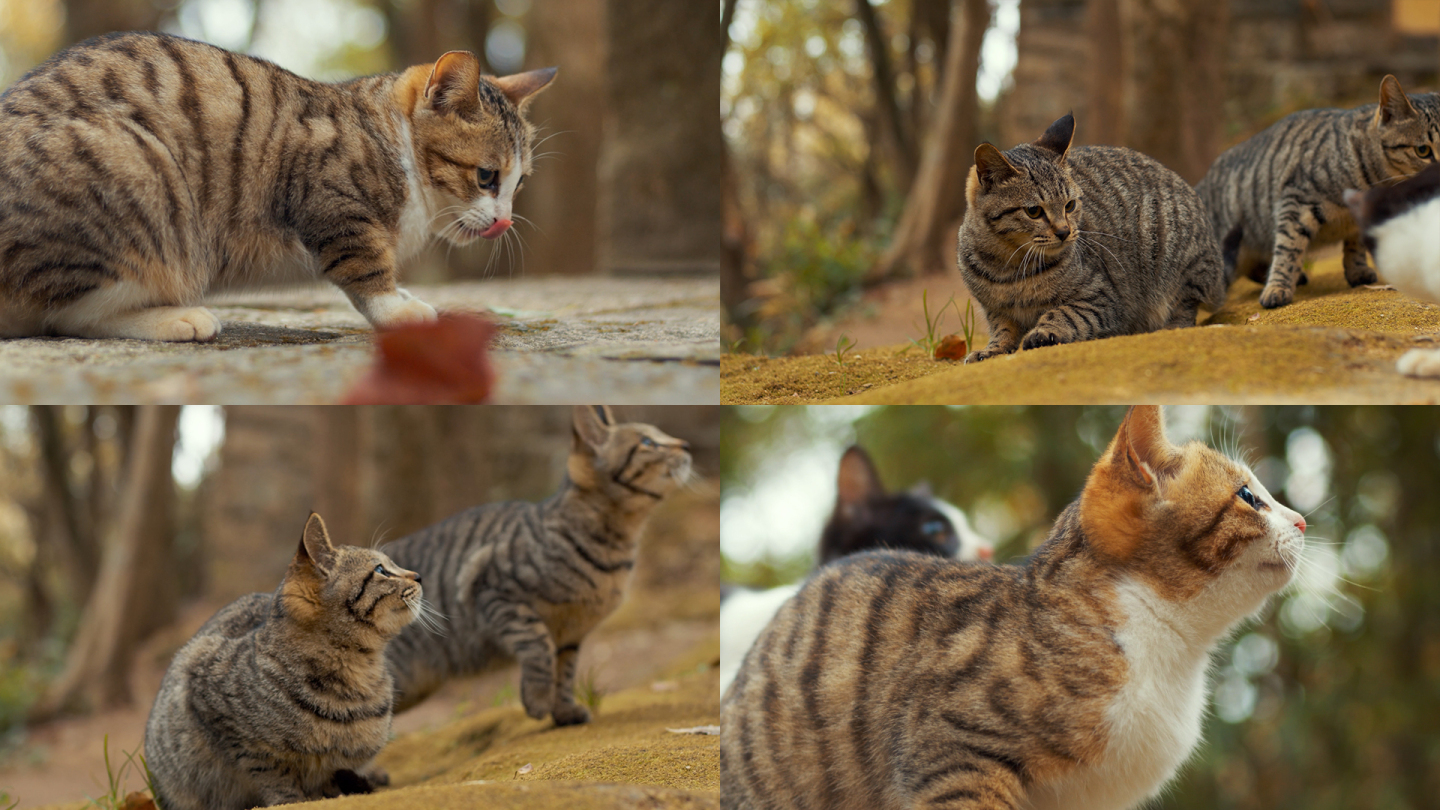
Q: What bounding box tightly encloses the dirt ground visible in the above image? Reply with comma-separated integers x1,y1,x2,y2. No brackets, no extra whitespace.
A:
1,484,720,810
723,253,1440,404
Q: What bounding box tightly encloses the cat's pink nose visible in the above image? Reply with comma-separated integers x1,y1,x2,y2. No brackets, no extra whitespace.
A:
1295,516,1306,533
480,219,512,239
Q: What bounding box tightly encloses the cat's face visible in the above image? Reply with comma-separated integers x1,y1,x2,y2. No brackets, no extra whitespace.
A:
1371,76,1440,180
283,513,423,640
406,52,556,245
568,405,693,502
964,114,1084,271
1081,407,1306,614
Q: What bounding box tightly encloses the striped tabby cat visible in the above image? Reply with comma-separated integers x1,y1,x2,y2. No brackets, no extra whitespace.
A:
721,406,1307,810
144,513,425,810
959,114,1226,363
0,31,554,340
381,405,692,725
1196,75,1440,309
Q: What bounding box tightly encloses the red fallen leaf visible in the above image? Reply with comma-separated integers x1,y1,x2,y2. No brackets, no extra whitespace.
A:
343,313,497,404
119,792,157,810
933,334,968,360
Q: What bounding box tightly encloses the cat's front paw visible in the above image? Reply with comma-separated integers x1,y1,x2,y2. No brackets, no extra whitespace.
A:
964,350,999,364
552,701,592,726
520,681,555,720
122,306,221,342
1020,328,1067,351
1344,262,1378,287
1258,283,1294,309
1397,347,1440,377
359,291,439,330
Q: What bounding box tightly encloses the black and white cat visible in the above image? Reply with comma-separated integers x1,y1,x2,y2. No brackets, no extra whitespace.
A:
718,445,992,695
1345,162,1440,377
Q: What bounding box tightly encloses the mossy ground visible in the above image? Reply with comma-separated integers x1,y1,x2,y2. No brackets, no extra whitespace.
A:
722,254,1440,404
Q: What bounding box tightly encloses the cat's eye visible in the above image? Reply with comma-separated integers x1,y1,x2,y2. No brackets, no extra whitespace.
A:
374,565,387,575
921,520,948,536
1024,206,1044,219
1236,485,1261,509
640,436,656,448
1418,144,1434,159
1064,200,1076,212
478,168,498,187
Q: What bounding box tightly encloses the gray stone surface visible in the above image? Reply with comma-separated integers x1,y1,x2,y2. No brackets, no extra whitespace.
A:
0,278,719,404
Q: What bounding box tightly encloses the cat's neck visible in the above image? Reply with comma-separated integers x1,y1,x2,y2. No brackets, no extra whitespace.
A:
549,475,659,545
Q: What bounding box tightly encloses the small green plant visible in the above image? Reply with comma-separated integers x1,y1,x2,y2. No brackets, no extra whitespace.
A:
491,684,517,708
959,297,977,354
2,791,19,810
831,333,857,390
909,290,961,356
84,735,161,810
576,668,605,712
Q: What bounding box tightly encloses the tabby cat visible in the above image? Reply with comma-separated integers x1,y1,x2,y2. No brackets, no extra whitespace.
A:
1195,75,1440,309
381,405,692,725
721,406,1307,810
958,114,1227,363
1345,162,1440,377
0,31,554,340
144,513,424,810
719,444,992,695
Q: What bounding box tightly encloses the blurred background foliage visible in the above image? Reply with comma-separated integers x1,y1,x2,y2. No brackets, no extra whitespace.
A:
0,0,721,284
720,0,1440,355
721,405,1440,810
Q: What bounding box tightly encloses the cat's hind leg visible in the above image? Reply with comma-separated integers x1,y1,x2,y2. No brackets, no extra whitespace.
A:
1259,196,1321,308
551,642,592,726
1398,348,1440,377
1342,233,1379,287
488,600,560,721
47,281,220,341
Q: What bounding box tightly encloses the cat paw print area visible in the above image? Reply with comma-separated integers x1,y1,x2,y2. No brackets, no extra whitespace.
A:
0,278,718,404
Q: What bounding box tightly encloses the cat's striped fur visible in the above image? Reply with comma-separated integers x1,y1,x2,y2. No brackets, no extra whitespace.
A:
1195,75,1440,309
721,407,1307,810
959,115,1226,363
0,31,554,340
381,405,693,725
144,513,423,810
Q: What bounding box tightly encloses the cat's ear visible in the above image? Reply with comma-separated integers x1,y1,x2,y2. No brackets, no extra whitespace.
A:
572,405,614,452
973,143,1019,191
296,511,337,576
1080,406,1180,560
836,446,885,517
493,67,558,110
1376,75,1417,125
1034,113,1075,162
424,51,482,117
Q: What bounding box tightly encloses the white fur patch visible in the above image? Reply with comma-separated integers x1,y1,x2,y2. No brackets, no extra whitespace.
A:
925,496,993,561
1371,197,1440,303
718,583,801,697
352,287,437,329
395,116,434,263
1398,347,1440,377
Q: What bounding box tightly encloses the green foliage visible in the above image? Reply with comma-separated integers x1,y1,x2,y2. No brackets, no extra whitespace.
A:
907,290,961,356
575,668,605,713
85,734,159,810
959,298,977,354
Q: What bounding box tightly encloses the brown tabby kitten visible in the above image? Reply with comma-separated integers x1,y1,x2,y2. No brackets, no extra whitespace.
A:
0,31,554,340
959,114,1226,363
381,405,693,725
1196,75,1440,309
144,513,423,809
721,407,1307,810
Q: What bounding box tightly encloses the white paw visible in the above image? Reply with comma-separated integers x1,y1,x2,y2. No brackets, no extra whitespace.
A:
1397,348,1440,378
359,291,438,329
121,307,222,342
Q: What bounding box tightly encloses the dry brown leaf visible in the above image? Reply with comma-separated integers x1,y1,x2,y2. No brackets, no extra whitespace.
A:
933,334,968,360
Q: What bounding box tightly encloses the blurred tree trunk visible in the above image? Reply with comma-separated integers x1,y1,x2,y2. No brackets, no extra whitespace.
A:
868,0,990,283
1085,0,1125,146
721,0,749,328
30,406,180,719
1118,0,1228,183
855,0,918,193
514,0,606,278
63,0,163,44
596,0,722,276
33,407,98,599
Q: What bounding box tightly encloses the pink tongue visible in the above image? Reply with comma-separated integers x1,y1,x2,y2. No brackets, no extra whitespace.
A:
480,219,512,239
